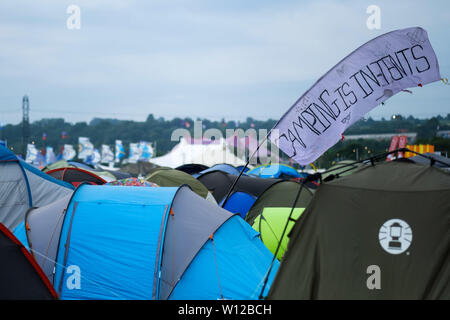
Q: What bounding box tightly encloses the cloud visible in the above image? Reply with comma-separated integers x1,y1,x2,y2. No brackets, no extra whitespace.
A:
0,0,449,124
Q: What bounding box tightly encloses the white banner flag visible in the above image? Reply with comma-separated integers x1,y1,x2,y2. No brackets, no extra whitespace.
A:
78,137,94,161
86,148,101,165
138,141,154,161
128,143,140,164
101,144,114,164
45,146,56,165
115,140,125,163
270,27,441,165
25,144,39,164
63,144,76,160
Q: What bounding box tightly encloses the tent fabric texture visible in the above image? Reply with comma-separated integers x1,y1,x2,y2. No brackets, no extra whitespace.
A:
247,163,302,180
197,170,282,218
252,207,305,260
15,194,73,284
43,160,131,181
321,160,363,182
268,161,450,300
146,168,209,198
42,160,95,172
120,161,161,177
103,169,132,180
0,223,57,299
46,167,107,187
42,160,73,172
198,171,279,204
67,161,96,170
197,163,241,177
245,180,314,226
236,165,251,174
0,145,74,231
106,177,159,187
408,152,450,170
175,163,209,176
16,184,278,300
290,176,320,190
88,170,117,182
94,165,133,180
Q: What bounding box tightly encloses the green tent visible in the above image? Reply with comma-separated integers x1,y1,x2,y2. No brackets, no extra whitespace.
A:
146,168,210,199
268,161,450,300
91,170,117,182
321,160,363,182
42,160,72,172
252,207,305,260
245,180,314,226
120,161,162,177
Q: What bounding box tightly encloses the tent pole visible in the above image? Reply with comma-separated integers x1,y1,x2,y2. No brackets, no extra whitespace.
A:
221,133,270,208
320,147,447,179
258,178,307,300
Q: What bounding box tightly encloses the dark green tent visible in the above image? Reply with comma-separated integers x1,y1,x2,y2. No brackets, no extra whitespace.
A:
176,163,209,175
268,161,450,300
321,160,363,182
146,168,210,199
120,161,162,177
245,180,314,226
197,170,280,204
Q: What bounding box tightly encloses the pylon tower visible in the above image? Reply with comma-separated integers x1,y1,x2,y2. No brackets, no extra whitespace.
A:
22,95,30,157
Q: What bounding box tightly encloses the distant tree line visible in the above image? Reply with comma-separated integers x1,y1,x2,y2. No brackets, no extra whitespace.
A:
1,113,449,168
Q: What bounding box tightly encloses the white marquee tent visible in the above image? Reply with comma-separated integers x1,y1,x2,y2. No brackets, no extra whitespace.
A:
150,137,247,168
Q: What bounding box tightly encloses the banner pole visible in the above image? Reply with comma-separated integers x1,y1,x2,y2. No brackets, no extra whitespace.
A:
258,178,307,299
221,130,272,208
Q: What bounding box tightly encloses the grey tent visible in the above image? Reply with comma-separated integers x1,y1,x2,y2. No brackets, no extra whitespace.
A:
20,194,72,283
14,185,279,299
268,160,450,300
0,145,74,230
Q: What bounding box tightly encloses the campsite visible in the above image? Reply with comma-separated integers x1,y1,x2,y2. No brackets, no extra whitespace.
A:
0,0,449,307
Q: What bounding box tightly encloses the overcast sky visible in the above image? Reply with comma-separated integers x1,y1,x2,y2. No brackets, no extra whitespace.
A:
0,0,449,125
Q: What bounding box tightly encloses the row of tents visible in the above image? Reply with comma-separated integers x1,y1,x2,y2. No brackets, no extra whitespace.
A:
0,144,449,299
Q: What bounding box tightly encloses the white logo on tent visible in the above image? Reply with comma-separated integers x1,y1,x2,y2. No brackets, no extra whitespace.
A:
379,219,412,255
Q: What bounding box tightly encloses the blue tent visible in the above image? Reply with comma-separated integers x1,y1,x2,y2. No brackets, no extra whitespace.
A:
0,145,74,230
195,163,241,177
220,191,257,219
236,165,251,173
248,163,303,179
198,170,283,219
18,184,278,299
